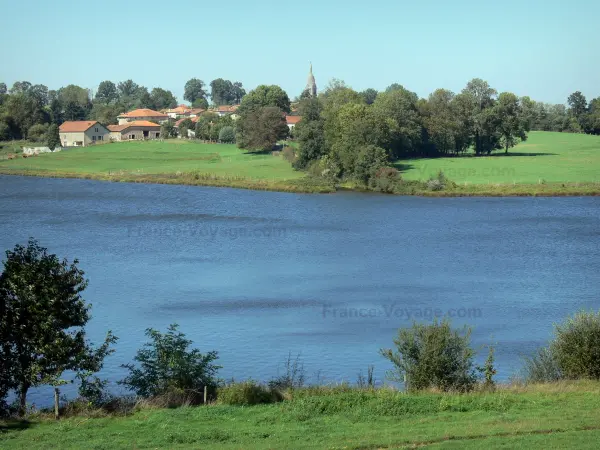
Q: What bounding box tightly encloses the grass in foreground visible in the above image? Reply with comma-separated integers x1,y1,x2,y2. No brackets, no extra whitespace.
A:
2,381,600,449
398,131,600,184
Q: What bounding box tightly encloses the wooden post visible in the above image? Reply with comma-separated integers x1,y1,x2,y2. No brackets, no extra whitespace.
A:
54,387,60,420
203,385,208,405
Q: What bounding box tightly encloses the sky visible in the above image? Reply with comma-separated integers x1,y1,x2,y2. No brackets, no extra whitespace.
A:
1,0,599,105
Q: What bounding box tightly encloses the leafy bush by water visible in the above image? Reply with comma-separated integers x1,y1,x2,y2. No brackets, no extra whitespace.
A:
217,381,280,406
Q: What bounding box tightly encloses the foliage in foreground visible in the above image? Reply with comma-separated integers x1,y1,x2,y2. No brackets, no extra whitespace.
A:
0,238,116,416
380,319,478,392
522,310,600,382
120,324,220,399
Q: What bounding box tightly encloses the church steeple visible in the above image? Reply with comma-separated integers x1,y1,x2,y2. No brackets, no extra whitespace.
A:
305,62,317,97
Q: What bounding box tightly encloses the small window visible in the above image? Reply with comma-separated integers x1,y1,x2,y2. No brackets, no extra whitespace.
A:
156,132,160,138
95,127,99,132
92,136,96,141
130,134,135,140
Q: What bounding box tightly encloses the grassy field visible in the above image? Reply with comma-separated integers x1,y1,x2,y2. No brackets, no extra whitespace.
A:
1,381,600,449
0,140,303,180
398,131,600,184
0,132,599,195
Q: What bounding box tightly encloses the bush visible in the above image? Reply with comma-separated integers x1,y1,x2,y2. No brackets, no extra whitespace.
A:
218,126,236,143
27,123,50,142
120,324,220,398
380,319,477,392
521,347,562,383
353,145,388,185
217,381,280,405
551,310,600,379
368,166,401,193
522,311,600,382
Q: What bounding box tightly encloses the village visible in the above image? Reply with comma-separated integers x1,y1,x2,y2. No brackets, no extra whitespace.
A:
58,104,302,147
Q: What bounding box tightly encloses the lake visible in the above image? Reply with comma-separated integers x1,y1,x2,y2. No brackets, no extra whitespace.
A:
1,175,599,405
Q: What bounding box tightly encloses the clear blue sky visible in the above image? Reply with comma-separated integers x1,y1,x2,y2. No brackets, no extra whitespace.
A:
1,0,598,105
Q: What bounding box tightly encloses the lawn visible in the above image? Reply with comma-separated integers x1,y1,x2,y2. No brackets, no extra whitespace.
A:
397,131,600,184
0,140,304,181
1,382,600,449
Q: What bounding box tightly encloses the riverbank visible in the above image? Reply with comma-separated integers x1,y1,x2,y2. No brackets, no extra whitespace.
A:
2,381,600,449
1,132,599,196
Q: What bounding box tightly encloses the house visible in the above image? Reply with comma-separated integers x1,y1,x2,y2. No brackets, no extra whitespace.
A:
59,121,110,147
165,104,192,119
214,105,240,119
107,121,162,141
188,108,205,117
285,115,302,131
174,116,199,128
117,108,169,125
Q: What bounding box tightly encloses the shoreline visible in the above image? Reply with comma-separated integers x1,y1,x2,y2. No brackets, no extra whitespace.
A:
1,169,599,197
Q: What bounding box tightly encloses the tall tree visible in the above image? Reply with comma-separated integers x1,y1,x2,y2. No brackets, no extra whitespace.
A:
149,88,177,110
494,92,528,153
117,79,139,97
0,239,116,416
462,78,499,155
294,96,326,168
238,85,291,114
0,83,7,95
372,85,423,158
232,82,246,104
9,81,32,95
95,81,118,105
183,78,207,104
46,124,61,150
195,112,220,141
360,88,378,105
58,85,92,121
210,78,234,105
236,106,288,150
567,91,588,132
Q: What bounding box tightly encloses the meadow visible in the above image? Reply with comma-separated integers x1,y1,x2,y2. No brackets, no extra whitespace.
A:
2,381,600,449
398,131,600,184
0,131,599,195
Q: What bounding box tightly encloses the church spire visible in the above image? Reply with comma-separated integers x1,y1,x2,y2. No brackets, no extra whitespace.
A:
305,62,317,97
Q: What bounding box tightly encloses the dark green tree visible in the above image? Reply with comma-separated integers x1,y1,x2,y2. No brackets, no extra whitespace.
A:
236,106,289,150
150,88,177,110
183,78,207,104
160,120,177,139
120,324,220,398
494,92,528,153
46,124,61,150
95,81,119,105
0,239,117,416
238,85,291,114
360,88,378,105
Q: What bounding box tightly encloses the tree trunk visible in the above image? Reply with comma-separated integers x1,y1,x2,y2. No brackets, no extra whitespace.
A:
19,383,29,417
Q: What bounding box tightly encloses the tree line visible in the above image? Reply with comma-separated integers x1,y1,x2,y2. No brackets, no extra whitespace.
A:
0,78,246,142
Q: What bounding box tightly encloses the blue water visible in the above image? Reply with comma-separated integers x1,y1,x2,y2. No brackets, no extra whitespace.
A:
1,175,599,405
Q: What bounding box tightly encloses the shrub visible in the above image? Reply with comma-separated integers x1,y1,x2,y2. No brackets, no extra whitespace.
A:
218,126,236,143
368,166,401,193
426,170,454,191
27,123,50,142
120,324,220,398
380,319,477,392
269,352,306,390
550,310,600,379
217,381,280,405
353,145,388,185
521,347,562,383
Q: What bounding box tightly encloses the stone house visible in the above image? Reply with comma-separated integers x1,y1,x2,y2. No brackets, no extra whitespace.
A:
107,121,161,141
59,121,110,147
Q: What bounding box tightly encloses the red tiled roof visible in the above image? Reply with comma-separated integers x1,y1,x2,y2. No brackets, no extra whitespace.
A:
118,109,168,118
174,117,200,127
108,120,161,133
166,105,192,114
216,105,240,113
286,116,302,125
59,121,100,132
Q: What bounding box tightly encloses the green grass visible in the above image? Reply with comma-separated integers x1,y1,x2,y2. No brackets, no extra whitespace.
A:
1,132,599,195
2,381,600,449
0,140,304,181
398,131,600,184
